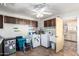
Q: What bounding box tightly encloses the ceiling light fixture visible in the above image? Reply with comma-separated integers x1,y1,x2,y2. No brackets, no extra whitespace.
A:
32,3,52,18
36,13,44,18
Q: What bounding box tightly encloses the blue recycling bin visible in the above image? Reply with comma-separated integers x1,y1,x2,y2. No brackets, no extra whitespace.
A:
16,36,26,52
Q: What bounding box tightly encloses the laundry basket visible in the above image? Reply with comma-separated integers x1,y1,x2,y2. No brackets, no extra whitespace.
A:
16,36,26,52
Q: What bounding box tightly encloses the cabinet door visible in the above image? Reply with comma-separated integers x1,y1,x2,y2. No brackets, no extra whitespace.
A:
16,19,22,24
36,21,38,27
0,15,3,28
23,19,26,25
4,16,16,24
29,21,38,27
44,19,56,27
30,20,33,27
16,18,19,24
56,17,64,52
51,18,56,26
26,20,30,25
44,21,47,27
47,20,51,27
16,19,26,25
32,21,35,27
32,21,38,27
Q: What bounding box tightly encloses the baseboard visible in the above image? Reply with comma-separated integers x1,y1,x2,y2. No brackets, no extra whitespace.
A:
65,39,77,43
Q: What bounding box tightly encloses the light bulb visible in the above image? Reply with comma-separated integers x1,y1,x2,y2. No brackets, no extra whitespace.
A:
36,13,43,18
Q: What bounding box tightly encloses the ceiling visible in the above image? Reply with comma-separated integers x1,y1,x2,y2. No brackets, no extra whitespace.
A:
0,3,79,20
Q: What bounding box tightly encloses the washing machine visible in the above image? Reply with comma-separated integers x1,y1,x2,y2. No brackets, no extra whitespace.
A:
31,34,40,48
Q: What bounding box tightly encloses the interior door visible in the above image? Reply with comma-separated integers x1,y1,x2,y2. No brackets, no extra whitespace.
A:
56,17,64,52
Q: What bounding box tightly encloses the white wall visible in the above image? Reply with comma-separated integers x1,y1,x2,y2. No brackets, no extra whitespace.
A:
0,23,32,38
0,10,37,38
38,20,44,28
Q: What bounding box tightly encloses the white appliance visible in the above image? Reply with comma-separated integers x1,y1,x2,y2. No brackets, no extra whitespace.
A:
31,34,40,48
49,35,56,49
41,34,49,48
49,35,56,43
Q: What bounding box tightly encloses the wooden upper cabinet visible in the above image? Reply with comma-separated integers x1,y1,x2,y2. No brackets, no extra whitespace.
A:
47,20,51,27
32,21,38,27
35,21,38,27
4,16,38,27
0,15,3,28
16,18,20,24
26,20,30,25
16,18,25,25
51,18,56,26
44,18,56,27
44,21,47,27
30,21,35,27
4,16,16,24
30,20,33,26
23,19,27,25
30,20,38,27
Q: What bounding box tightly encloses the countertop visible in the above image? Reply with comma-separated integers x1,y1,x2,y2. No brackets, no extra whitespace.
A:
0,36,16,44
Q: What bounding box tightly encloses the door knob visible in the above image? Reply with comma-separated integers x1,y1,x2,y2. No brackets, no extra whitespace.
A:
55,36,58,38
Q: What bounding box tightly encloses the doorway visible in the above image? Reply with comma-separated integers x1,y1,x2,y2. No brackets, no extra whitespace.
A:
64,18,77,56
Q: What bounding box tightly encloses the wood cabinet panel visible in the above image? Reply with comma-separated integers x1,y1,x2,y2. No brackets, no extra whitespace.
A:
4,16,16,24
35,21,38,27
51,18,56,26
16,18,25,25
44,18,56,27
30,21,38,27
16,18,21,24
30,20,33,26
23,19,27,25
31,21,35,27
26,20,30,25
47,20,51,27
4,16,38,27
32,21,38,27
0,15,3,28
44,21,47,27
